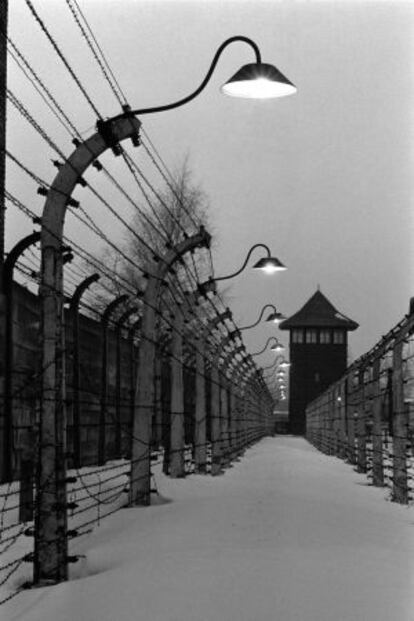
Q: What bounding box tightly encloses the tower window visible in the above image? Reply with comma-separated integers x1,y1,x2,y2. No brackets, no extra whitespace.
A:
305,329,317,344
333,330,345,344
292,329,304,343
320,329,331,344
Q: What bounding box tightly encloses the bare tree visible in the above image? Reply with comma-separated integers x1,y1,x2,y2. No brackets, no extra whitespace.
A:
120,157,211,291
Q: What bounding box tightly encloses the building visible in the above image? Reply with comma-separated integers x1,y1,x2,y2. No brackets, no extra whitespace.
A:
279,290,358,435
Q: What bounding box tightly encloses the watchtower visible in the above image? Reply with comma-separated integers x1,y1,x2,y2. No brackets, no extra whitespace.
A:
279,290,358,435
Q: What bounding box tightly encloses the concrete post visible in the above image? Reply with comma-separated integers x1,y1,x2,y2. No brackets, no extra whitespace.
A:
229,367,238,459
2,233,40,481
169,307,185,477
346,376,356,464
127,318,141,456
115,307,137,458
371,358,384,486
194,332,207,472
197,308,231,473
0,2,8,482
230,363,244,460
392,340,408,503
99,295,128,465
69,274,100,468
356,368,367,473
153,349,163,449
35,117,141,585
209,333,233,475
129,228,211,505
220,372,229,467
210,364,222,475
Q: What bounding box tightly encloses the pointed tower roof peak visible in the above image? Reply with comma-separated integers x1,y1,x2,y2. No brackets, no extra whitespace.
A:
279,290,358,331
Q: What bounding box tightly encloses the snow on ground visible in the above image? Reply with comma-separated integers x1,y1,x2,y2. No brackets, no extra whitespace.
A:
3,436,414,621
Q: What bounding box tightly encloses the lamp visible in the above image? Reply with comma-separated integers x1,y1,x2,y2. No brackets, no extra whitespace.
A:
239,303,285,331
252,336,284,357
279,360,291,369
106,36,296,128
266,309,286,323
198,244,286,296
222,62,296,99
253,256,286,275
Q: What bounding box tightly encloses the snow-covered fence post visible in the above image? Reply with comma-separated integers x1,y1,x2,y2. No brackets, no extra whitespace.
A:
128,318,141,454
130,227,211,504
356,367,367,473
115,307,138,458
210,361,221,475
220,342,241,466
153,347,163,449
392,339,408,503
99,295,128,465
330,388,337,456
237,362,250,451
346,375,356,464
3,233,40,482
169,304,185,478
193,328,207,472
181,289,211,475
338,382,347,460
322,393,330,453
371,358,384,486
35,116,141,585
230,355,245,459
210,332,233,475
69,273,100,468
220,370,229,466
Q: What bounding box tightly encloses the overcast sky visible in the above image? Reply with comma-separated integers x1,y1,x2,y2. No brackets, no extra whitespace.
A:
6,0,414,368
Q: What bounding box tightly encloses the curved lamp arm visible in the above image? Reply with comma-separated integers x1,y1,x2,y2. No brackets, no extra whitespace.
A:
251,336,280,357
240,303,277,331
213,243,271,283
110,36,261,123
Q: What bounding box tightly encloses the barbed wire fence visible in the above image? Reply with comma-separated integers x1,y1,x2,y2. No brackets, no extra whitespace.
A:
306,303,414,506
0,0,276,605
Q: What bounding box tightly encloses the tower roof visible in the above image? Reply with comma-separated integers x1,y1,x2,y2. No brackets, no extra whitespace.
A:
279,290,358,331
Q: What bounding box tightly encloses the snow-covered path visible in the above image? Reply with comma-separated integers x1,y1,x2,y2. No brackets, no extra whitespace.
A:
5,436,414,621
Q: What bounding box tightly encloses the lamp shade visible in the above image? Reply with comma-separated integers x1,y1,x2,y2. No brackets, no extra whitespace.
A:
253,257,286,274
221,63,297,99
266,311,286,323
270,342,284,352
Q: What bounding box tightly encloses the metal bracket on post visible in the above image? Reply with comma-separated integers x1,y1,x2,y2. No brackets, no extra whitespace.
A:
96,114,141,155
